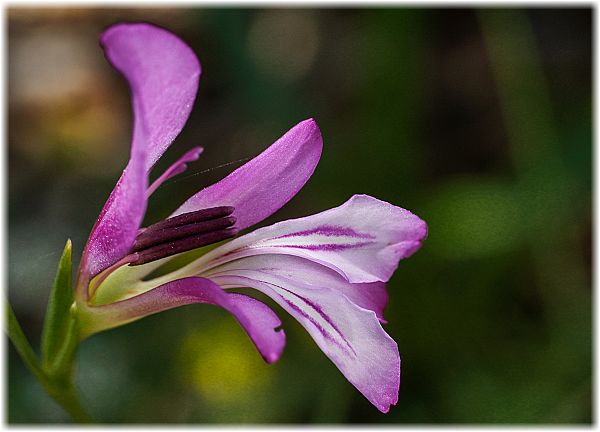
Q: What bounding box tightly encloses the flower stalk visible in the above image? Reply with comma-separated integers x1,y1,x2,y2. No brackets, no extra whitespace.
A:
6,301,91,423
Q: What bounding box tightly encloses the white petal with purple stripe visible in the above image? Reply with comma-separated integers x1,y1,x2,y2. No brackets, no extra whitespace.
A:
208,258,400,413
177,194,427,284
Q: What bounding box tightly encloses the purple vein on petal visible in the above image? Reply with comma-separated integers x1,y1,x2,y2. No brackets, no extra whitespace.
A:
274,241,376,252
272,284,357,357
212,237,376,257
272,225,376,240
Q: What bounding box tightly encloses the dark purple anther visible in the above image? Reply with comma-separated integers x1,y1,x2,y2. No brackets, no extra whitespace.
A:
141,206,234,236
130,227,239,266
132,216,236,252
128,206,238,266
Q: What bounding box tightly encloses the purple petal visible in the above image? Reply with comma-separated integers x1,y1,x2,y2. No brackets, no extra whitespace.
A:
100,23,201,170
80,24,201,277
147,146,204,197
206,254,389,322
208,262,400,413
172,119,323,230
194,194,427,283
81,157,147,278
82,277,285,364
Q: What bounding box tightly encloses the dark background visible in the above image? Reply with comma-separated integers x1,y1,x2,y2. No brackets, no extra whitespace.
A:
8,7,592,423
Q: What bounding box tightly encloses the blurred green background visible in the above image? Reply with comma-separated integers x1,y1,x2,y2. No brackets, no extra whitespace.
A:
8,7,591,424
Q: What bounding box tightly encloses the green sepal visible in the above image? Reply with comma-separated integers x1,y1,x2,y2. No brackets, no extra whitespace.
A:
46,311,78,380
41,239,76,373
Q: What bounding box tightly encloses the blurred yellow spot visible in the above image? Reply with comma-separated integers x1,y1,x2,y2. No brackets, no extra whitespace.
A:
177,319,273,404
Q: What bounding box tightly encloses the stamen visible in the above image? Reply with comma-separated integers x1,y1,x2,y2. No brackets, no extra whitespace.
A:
129,227,239,266
142,206,234,235
132,216,236,251
127,206,239,266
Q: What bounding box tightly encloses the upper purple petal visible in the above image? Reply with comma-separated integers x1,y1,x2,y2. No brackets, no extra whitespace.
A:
171,119,323,231
191,194,427,283
80,23,201,277
100,23,201,171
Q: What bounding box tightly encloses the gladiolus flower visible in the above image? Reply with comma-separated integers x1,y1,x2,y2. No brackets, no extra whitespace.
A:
75,22,427,413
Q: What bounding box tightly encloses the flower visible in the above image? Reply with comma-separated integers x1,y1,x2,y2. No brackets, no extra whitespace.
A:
75,22,427,414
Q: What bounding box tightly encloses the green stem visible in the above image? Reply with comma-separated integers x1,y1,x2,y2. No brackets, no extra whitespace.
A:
6,302,45,383
45,381,92,423
6,301,92,423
